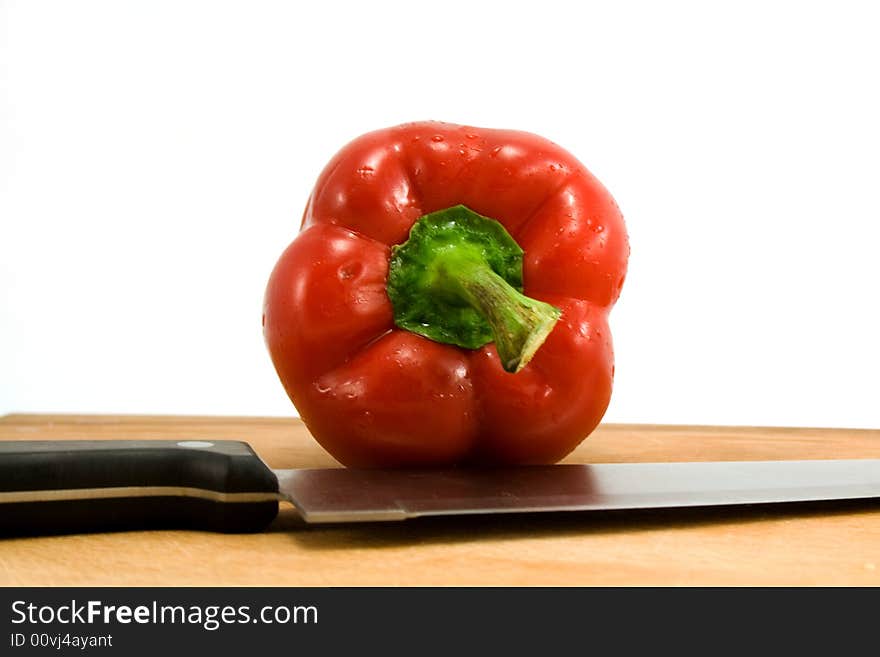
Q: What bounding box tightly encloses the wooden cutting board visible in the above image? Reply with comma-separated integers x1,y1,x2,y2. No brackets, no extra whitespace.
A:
1,413,878,586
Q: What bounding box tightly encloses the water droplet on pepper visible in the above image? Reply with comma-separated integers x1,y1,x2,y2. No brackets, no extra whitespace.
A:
338,262,362,280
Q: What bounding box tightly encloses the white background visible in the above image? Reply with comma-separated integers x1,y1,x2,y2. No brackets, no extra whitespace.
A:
2,1,878,428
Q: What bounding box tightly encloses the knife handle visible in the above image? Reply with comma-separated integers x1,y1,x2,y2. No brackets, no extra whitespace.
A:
0,440,280,535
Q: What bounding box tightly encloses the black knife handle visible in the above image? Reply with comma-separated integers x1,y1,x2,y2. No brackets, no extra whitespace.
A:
0,440,280,536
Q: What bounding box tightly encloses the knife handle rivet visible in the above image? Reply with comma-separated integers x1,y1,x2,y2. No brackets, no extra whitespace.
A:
176,441,215,449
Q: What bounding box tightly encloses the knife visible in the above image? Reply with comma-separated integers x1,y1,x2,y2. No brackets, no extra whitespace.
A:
1,439,878,535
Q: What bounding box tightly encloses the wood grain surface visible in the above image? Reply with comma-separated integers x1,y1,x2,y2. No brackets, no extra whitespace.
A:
1,414,878,586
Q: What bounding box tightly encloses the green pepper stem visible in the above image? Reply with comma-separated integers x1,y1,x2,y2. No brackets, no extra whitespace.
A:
432,249,561,373
387,205,561,372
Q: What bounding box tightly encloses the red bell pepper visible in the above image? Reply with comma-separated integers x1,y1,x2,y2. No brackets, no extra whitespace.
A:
263,121,629,467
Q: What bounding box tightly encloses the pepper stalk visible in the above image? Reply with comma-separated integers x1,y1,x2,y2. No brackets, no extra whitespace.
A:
387,205,561,373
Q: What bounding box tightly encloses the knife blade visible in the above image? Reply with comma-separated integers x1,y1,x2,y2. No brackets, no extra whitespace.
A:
0,439,878,534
